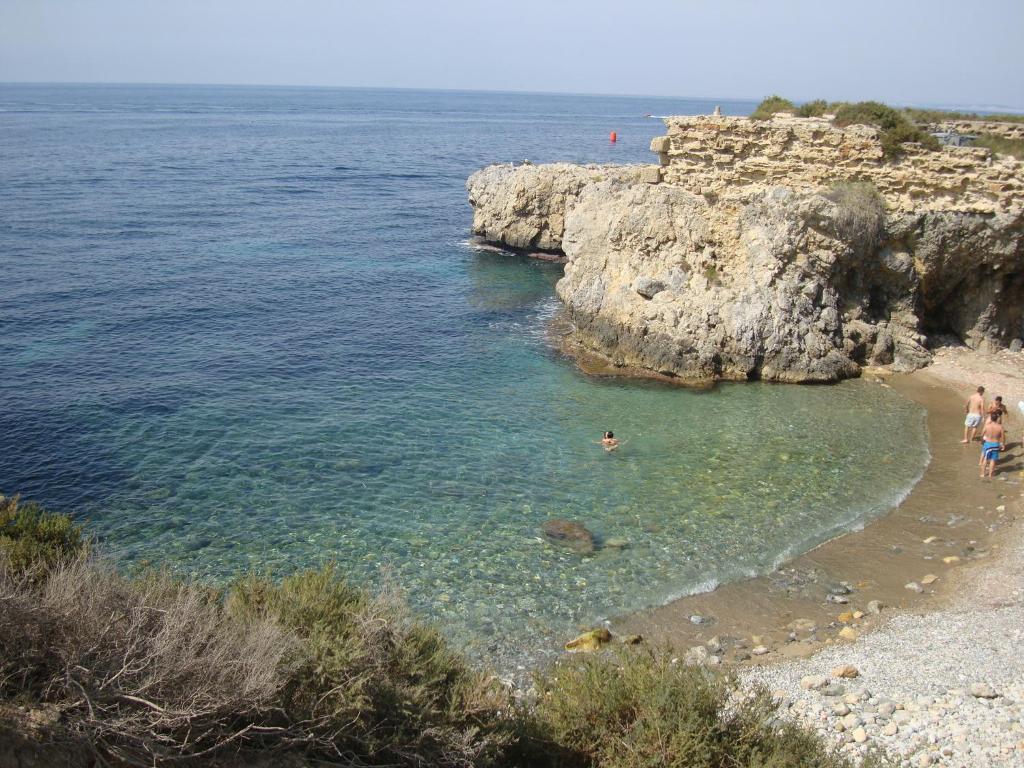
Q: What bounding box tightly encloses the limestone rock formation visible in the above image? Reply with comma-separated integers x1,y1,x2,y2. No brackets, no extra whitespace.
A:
467,115,1024,383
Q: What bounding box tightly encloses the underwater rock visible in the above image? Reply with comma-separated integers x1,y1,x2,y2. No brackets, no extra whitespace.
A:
542,519,595,554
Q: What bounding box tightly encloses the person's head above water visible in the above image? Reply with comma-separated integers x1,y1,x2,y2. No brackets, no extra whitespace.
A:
604,431,614,439
978,386,986,393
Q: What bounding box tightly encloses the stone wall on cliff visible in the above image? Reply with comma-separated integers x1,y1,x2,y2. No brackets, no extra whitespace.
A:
466,115,1024,384
652,115,1023,215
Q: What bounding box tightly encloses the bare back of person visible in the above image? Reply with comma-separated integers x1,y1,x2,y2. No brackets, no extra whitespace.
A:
979,417,1004,479
962,387,987,443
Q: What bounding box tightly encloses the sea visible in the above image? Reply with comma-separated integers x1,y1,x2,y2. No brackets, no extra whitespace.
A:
0,84,929,668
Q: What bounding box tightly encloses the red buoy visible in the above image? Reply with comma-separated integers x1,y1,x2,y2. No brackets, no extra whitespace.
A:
609,131,618,143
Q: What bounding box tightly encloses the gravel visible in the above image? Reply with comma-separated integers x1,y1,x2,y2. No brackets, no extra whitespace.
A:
743,495,1024,767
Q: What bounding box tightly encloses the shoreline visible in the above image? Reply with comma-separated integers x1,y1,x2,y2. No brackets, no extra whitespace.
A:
609,365,1020,662
599,351,1023,765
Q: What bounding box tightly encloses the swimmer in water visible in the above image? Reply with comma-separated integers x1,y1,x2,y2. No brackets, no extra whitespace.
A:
599,431,620,451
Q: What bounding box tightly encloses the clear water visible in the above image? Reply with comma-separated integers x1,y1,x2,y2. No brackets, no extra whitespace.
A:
0,84,928,667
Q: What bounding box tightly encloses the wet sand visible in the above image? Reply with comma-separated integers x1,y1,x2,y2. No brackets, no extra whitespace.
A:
609,369,1023,664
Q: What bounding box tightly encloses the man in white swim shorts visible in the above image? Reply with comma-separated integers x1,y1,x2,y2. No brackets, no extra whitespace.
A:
961,385,986,444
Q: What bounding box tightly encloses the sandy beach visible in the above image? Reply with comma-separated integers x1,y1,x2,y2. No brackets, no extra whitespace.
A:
610,346,1024,765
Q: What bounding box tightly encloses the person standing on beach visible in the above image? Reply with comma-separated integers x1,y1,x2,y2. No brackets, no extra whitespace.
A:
988,396,1009,445
962,386,986,443
980,411,1004,479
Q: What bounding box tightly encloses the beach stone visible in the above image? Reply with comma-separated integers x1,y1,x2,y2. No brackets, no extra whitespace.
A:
852,726,868,743
915,752,935,766
684,646,709,666
801,675,829,690
690,614,711,625
883,723,899,736
542,519,595,554
852,610,864,619
905,581,924,593
604,537,630,549
752,645,769,656
842,713,862,729
923,536,938,544
867,599,884,614
789,618,817,632
921,574,938,585
838,627,858,641
706,636,723,653
826,594,850,604
820,684,846,697
838,611,854,622
832,702,851,716
564,627,611,652
829,583,853,595
1011,338,1023,353
832,664,860,679
970,683,999,699
943,556,961,564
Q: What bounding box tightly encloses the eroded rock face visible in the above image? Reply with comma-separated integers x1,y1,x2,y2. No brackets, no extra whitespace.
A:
466,117,1024,383
466,163,661,253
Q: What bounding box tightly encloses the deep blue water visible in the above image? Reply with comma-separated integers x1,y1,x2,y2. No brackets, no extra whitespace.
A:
0,84,928,667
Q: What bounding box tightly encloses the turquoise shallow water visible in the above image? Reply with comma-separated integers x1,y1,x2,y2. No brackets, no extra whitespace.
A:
0,85,928,667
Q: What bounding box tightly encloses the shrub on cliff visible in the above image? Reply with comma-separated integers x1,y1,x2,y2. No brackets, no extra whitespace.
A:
0,554,296,765
521,648,869,768
795,99,830,118
825,182,887,253
972,133,1024,159
750,95,795,120
228,565,516,766
831,101,940,157
0,493,86,573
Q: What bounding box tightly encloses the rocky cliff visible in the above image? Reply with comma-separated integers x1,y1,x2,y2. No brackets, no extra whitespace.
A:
466,115,1024,384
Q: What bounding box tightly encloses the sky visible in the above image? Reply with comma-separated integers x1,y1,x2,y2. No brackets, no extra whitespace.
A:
2,0,1022,109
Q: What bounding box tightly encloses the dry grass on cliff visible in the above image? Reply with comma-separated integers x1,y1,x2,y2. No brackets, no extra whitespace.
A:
825,181,886,252
0,555,297,764
973,133,1024,159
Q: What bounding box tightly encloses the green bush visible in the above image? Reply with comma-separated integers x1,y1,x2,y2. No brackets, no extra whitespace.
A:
0,494,86,573
795,99,830,118
972,133,1024,159
831,102,939,157
524,648,867,768
228,565,516,766
750,96,795,120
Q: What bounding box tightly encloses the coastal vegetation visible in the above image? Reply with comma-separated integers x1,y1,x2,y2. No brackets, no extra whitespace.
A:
1,494,877,767
825,182,887,251
972,133,1024,159
749,97,940,157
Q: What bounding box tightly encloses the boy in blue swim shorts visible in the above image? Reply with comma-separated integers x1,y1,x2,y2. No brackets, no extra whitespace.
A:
979,411,1004,480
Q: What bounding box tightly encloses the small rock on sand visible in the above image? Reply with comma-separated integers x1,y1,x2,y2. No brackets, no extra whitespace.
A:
970,682,999,699
905,581,924,593
800,674,828,690
831,664,860,678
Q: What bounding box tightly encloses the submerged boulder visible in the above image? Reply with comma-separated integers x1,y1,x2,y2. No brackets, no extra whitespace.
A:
542,519,595,554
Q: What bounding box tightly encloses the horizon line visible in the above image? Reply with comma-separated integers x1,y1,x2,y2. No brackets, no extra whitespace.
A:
1,80,1022,113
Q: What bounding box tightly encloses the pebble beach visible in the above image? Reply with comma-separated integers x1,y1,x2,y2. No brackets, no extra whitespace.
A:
743,347,1024,766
